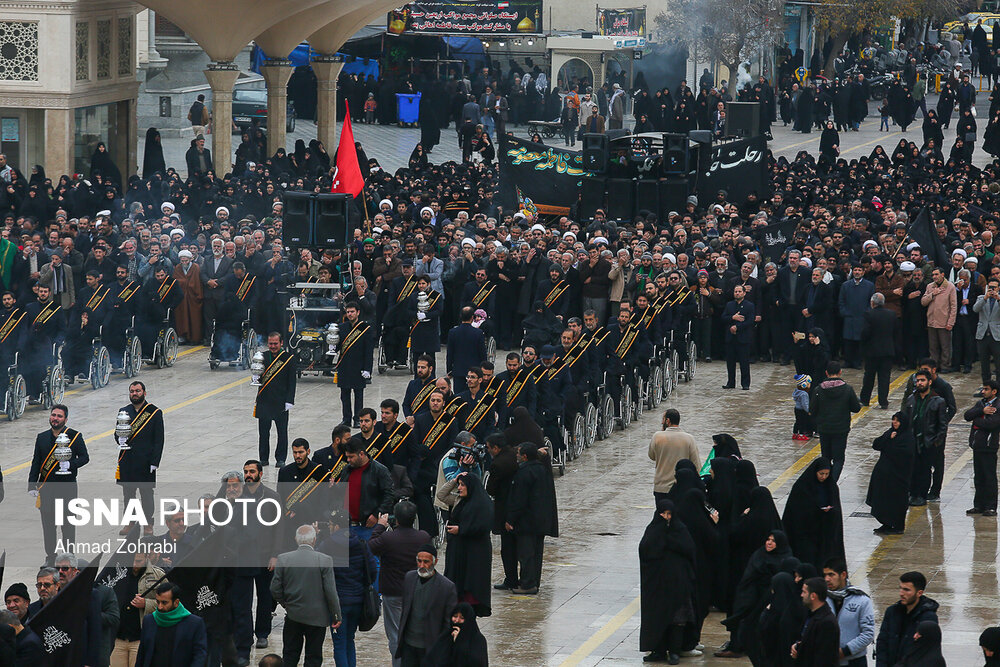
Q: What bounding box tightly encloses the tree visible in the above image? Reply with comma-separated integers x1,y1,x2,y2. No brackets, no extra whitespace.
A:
654,0,785,92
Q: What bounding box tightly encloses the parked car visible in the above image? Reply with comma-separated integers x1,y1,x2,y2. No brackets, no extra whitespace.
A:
231,89,296,133
940,13,1000,44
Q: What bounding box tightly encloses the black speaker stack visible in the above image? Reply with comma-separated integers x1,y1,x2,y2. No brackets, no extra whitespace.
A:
281,192,353,249
725,102,760,138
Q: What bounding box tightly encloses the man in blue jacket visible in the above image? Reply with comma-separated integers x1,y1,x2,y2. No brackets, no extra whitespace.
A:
823,557,875,667
136,582,208,667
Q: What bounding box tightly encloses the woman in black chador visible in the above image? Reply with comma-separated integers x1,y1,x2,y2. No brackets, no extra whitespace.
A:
780,457,844,568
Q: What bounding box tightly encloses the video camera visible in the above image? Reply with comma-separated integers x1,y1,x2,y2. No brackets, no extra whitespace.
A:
450,442,488,465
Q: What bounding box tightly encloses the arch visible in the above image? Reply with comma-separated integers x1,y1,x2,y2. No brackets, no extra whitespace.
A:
555,57,594,92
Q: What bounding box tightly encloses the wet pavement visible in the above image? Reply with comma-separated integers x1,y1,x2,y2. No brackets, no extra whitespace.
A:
0,347,993,665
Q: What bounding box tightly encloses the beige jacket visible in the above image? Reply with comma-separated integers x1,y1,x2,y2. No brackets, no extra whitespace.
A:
648,426,701,493
920,279,957,329
609,261,633,302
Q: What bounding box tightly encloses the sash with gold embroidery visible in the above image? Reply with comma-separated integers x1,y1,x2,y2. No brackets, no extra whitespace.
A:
464,390,499,432
445,395,466,418
548,337,589,379
410,379,437,414
0,308,23,342
321,455,349,483
116,281,139,304
504,369,531,405
116,405,159,480
157,278,176,303
284,465,326,514
422,410,455,452
471,282,495,307
33,302,60,327
543,281,568,308
236,275,255,302
407,291,441,347
384,421,412,455
253,352,292,417
583,326,610,347
396,275,417,303
335,323,370,369
85,286,110,311
38,430,81,489
528,363,548,385
614,325,640,359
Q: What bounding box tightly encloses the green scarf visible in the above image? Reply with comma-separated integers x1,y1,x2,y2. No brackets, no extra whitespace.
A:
0,238,14,290
152,601,192,627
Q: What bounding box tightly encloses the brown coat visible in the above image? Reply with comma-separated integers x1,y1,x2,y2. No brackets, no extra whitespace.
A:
875,271,906,317
173,262,204,342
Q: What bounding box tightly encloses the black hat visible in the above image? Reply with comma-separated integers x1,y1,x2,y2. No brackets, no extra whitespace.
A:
417,543,437,558
4,582,29,602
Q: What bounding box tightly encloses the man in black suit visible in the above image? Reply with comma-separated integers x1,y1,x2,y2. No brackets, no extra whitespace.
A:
722,284,756,390
200,237,233,345
135,583,208,667
213,261,257,362
18,284,64,401
28,404,88,564
116,381,164,535
405,275,443,377
0,609,43,663
254,332,296,467
336,302,374,428
368,501,430,667
446,306,486,395
777,250,810,364
395,544,457,667
860,292,898,408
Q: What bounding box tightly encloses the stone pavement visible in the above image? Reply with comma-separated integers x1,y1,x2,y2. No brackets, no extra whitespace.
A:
144,92,995,180
0,344,994,665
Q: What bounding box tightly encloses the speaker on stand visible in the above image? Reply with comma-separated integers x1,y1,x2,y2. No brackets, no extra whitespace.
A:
607,178,635,221
315,193,352,247
579,176,607,219
726,102,760,138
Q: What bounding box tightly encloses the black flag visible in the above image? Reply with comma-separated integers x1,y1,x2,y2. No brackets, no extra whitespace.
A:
96,547,137,605
908,207,949,269
26,558,99,666
0,551,5,593
759,219,799,263
166,529,234,627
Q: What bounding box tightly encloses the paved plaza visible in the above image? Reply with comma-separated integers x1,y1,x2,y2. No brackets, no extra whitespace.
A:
145,92,998,179
0,344,994,665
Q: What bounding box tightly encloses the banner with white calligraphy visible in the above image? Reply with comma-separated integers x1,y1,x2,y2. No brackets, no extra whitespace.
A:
498,135,592,216
388,0,542,35
697,136,770,205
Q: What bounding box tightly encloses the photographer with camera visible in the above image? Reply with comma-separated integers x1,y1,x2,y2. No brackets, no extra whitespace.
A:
434,431,486,513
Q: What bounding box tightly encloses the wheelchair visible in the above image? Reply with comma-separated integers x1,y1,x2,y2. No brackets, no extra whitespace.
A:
40,343,66,409
81,327,112,390
645,346,666,410
616,377,633,430
430,484,448,549
581,388,599,449
208,311,255,370
143,308,178,369
3,352,26,421
375,334,410,374
680,321,697,382
633,372,645,421
122,317,143,379
660,342,675,399
545,408,585,475
595,372,616,441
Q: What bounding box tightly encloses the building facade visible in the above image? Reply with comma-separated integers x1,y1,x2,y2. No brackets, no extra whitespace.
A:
0,0,137,182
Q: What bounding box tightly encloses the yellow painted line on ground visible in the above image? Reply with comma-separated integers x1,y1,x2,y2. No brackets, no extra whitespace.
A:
176,345,206,358
767,371,914,495
558,597,642,666
560,370,915,667
840,130,903,155
2,376,249,476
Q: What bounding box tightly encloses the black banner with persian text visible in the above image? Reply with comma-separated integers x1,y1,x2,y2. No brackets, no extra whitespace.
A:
697,136,770,205
597,7,646,37
387,0,542,35
498,135,592,216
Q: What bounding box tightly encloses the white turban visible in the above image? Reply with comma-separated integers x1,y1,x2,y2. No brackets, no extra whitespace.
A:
952,248,968,258
215,206,228,217
530,224,546,233
664,253,677,264
178,250,193,259
899,261,916,271
161,202,175,213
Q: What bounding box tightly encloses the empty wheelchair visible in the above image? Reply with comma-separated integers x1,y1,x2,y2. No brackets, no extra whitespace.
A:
209,310,255,370
595,373,616,441
3,352,26,420
122,317,143,378
82,327,112,390
41,343,66,409
143,309,178,369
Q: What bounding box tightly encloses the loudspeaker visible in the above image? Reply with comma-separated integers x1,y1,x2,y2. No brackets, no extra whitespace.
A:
607,178,635,220
658,179,689,218
635,180,659,214
315,193,352,247
283,191,314,246
579,176,606,219
663,133,689,175
726,101,760,138
582,133,609,174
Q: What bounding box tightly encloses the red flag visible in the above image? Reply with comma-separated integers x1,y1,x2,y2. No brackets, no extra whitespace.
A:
331,101,365,197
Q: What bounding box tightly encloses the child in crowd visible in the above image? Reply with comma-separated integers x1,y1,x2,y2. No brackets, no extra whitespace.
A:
879,101,890,131
364,94,377,124
793,374,812,440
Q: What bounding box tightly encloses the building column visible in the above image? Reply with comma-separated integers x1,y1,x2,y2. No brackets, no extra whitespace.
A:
44,108,73,178
312,56,343,152
260,59,294,156
147,9,167,68
203,61,240,176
